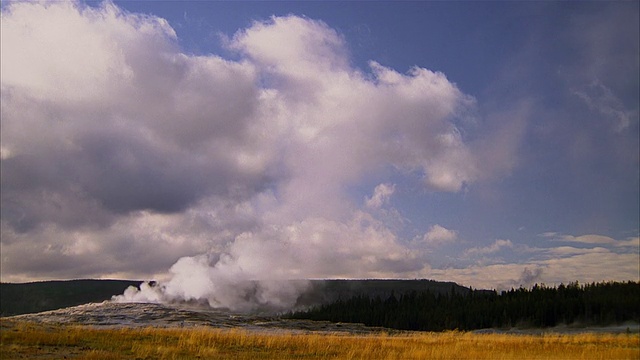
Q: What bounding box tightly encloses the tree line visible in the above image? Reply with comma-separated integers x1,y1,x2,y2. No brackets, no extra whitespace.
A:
288,281,640,331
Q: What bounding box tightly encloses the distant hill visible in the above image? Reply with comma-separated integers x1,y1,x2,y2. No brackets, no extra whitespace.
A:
0,279,142,316
0,278,471,316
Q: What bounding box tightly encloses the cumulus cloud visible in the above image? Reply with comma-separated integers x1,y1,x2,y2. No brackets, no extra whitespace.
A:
421,225,458,246
1,2,524,308
1,1,265,232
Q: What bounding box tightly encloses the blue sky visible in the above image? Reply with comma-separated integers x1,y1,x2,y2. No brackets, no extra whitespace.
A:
1,1,638,292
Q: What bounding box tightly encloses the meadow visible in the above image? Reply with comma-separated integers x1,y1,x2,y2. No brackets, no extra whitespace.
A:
1,319,639,359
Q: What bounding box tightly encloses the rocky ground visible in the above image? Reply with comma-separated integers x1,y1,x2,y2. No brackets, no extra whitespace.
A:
3,301,395,335
4,301,638,335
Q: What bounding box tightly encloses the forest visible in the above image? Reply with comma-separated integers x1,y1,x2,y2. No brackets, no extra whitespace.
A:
289,281,640,331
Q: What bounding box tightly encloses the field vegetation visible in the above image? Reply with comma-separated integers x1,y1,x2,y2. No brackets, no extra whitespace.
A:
1,319,638,359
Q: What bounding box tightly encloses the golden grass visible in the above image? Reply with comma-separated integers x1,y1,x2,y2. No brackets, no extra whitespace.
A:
1,319,638,359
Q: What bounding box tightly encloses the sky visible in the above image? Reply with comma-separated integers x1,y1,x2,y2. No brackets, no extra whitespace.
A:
1,1,638,294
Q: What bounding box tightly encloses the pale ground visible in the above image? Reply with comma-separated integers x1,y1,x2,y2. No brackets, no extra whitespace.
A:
6,301,638,335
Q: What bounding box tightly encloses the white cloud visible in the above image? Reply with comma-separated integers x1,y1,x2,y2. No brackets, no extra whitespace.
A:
0,1,176,103
431,247,639,290
228,15,349,82
573,80,633,132
421,225,458,246
617,237,640,248
463,239,513,258
365,183,396,209
542,232,639,248
568,235,615,244
544,246,606,256
434,234,638,290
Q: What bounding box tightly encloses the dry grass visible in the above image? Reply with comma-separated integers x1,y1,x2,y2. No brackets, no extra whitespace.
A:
1,319,638,359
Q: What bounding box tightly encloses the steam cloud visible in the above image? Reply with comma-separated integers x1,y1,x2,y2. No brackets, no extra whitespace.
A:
113,255,311,312
2,2,517,308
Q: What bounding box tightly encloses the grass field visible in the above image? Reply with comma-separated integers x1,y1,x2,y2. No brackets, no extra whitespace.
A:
1,319,639,359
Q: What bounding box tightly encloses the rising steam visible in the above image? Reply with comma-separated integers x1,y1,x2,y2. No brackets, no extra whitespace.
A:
113,255,310,312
